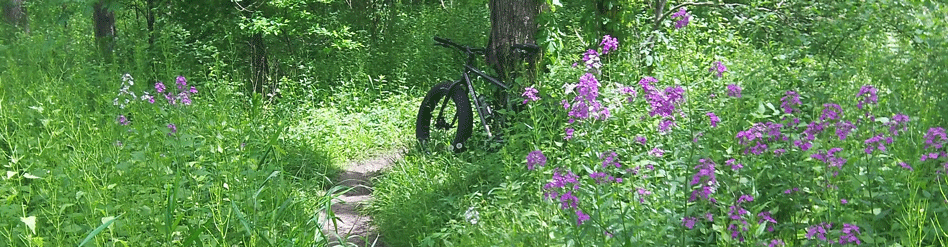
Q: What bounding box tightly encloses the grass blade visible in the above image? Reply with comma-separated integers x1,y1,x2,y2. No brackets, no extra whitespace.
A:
78,214,122,247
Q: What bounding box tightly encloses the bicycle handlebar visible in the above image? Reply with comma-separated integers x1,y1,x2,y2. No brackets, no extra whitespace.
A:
434,36,485,55
434,36,539,56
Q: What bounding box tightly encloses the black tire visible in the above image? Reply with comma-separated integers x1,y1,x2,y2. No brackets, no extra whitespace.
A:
416,81,473,152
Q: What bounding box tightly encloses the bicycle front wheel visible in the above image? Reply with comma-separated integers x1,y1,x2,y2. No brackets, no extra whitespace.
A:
415,81,473,152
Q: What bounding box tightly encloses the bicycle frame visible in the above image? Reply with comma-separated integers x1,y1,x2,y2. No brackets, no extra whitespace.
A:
436,63,508,139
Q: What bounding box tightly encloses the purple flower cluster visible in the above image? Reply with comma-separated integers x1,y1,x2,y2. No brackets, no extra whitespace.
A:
635,187,652,203
707,112,720,127
780,91,801,114
727,84,742,98
924,127,947,150
526,150,546,170
821,103,843,121
812,148,846,176
618,85,637,102
725,195,757,242
727,159,743,171
521,86,539,104
886,113,911,136
582,49,602,71
671,7,691,29
564,73,608,124
839,223,862,245
864,134,892,154
736,122,786,155
601,151,620,169
856,85,878,110
167,123,177,136
689,158,717,203
600,35,618,54
806,222,862,245
157,76,198,106
682,217,698,229
710,61,727,78
805,222,832,241
757,211,777,232
543,169,590,225
639,76,686,132
117,115,130,126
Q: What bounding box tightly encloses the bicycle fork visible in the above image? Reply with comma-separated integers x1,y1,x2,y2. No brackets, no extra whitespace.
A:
463,73,494,139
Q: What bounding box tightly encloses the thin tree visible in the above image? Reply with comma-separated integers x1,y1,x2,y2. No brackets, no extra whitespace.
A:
2,0,28,33
93,0,116,56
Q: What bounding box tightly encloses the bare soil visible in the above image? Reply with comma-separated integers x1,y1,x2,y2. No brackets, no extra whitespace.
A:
321,153,400,247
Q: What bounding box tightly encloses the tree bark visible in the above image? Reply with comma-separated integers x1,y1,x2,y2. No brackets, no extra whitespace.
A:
487,0,539,80
2,0,28,33
93,0,116,56
248,32,270,95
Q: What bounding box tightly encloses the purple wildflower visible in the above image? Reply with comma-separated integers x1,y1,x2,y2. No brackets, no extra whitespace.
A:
601,151,620,169
522,86,540,104
710,61,727,78
856,85,878,109
727,159,743,171
658,119,676,133
576,209,590,225
167,123,177,136
116,115,129,125
924,127,947,149
821,103,843,121
780,91,801,114
836,121,855,141
805,223,832,241
526,150,547,170
707,112,720,127
727,84,742,98
841,198,848,204
768,239,786,247
690,158,717,187
886,113,911,136
671,7,691,29
649,148,665,157
634,136,647,145
839,223,862,245
543,169,580,200
618,85,637,102
582,49,601,70
736,194,754,204
564,128,574,140
175,76,187,91
682,217,698,229
899,162,913,171
600,35,618,54
155,81,166,94
864,134,888,154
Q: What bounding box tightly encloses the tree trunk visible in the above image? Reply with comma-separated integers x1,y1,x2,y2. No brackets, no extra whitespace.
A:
2,0,28,33
487,0,539,81
248,32,270,95
93,0,116,57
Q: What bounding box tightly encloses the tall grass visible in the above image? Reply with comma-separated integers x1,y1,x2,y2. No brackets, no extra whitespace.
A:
371,3,948,246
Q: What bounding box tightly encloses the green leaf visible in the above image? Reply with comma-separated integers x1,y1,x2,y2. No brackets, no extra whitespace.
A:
20,216,36,235
78,214,122,247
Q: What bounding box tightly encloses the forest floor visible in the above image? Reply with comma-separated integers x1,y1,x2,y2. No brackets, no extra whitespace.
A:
322,152,401,247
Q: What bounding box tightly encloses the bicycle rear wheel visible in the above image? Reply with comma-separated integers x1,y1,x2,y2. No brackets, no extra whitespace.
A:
415,81,473,152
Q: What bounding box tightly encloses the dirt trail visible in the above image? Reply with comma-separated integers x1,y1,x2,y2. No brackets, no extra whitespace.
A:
321,153,399,247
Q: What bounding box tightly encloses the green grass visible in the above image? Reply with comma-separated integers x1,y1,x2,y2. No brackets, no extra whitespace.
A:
0,34,418,246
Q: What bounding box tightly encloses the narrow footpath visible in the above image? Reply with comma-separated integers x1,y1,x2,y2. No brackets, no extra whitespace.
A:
322,153,399,247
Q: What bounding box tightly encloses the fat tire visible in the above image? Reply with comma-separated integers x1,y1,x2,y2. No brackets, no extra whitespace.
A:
415,81,473,152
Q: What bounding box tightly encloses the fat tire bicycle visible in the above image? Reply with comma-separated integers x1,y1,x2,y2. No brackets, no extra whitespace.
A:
415,36,538,152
